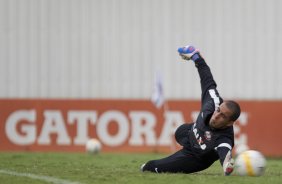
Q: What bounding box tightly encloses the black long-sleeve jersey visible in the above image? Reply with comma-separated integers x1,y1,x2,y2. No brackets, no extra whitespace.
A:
186,57,234,166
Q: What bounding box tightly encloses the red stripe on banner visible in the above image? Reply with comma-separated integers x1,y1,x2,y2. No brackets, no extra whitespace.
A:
0,99,281,156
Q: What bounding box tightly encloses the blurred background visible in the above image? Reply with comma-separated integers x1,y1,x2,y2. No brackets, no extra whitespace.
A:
1,0,282,99
0,0,281,156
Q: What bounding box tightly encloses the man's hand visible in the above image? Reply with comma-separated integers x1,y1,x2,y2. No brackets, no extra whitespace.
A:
179,54,190,61
223,158,234,176
223,150,234,176
177,45,199,61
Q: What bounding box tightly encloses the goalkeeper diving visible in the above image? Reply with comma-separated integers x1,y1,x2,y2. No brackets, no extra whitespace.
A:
141,45,241,176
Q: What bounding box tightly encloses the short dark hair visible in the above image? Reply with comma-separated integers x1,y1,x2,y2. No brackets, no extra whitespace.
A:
225,100,241,121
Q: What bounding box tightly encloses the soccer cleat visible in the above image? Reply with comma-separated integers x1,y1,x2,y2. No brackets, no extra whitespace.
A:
140,163,146,172
177,45,200,61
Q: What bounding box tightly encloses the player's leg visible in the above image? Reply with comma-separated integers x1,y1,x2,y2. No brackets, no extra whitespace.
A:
141,149,214,174
174,123,193,147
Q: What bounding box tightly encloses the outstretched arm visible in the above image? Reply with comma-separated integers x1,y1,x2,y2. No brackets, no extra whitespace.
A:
194,57,218,101
216,139,235,176
218,148,235,176
178,46,222,106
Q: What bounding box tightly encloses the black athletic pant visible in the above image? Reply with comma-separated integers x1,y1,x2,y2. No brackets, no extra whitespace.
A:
142,124,215,173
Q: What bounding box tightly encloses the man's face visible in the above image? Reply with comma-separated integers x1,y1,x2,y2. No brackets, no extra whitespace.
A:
209,102,234,129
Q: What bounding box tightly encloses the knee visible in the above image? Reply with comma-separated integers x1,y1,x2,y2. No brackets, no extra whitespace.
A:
175,123,191,146
175,124,187,142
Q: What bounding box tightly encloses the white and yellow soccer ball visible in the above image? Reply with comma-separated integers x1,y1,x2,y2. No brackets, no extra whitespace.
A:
235,150,266,176
85,138,102,154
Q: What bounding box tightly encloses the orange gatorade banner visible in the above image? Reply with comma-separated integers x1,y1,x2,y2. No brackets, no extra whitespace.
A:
0,99,281,156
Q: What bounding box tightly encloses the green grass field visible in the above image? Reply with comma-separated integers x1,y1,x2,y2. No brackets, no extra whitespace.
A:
0,152,281,184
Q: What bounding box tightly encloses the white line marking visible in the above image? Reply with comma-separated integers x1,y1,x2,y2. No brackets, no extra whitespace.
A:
0,169,81,184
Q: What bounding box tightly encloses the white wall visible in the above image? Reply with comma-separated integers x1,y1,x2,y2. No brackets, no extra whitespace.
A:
0,0,282,99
